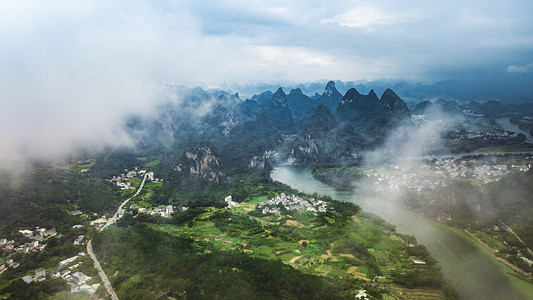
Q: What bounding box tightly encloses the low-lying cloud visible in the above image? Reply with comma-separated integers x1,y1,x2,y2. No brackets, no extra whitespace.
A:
363,112,454,167
1,1,532,167
354,106,463,213
507,62,533,73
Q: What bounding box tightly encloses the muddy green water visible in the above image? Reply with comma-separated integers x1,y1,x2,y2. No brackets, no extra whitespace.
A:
271,166,533,300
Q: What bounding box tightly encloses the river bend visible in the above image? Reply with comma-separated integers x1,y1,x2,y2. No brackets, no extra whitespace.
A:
271,166,532,300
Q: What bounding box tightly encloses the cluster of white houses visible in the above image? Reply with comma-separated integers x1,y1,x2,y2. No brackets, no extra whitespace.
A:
465,130,521,140
21,268,47,283
18,227,57,241
1,228,59,275
131,204,174,218
431,157,532,183
368,158,533,192
110,169,160,190
257,193,328,215
73,235,85,245
55,254,97,295
0,239,15,252
0,258,19,273
89,206,174,228
21,253,98,295
90,216,109,228
0,227,57,256
1,226,83,278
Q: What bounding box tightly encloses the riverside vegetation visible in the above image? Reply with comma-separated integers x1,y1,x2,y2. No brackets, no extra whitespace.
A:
311,153,533,280
0,162,456,299
96,180,456,299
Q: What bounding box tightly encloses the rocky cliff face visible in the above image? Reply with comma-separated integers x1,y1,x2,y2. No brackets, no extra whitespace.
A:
201,104,240,138
287,133,320,165
248,154,267,170
287,131,361,165
175,144,227,183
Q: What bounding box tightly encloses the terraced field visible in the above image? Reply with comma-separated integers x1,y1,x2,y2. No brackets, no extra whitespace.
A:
147,195,446,298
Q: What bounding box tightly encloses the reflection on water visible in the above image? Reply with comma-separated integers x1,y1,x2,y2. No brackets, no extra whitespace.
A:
271,166,531,300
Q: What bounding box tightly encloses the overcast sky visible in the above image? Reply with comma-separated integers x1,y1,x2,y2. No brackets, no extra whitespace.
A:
1,0,532,162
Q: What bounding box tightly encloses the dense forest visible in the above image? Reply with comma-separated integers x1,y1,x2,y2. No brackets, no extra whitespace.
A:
0,165,122,237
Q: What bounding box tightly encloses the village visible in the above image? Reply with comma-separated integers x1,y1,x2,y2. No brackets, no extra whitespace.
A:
108,168,180,219
0,225,99,295
464,130,522,141
130,204,175,218
19,252,99,295
429,157,531,182
141,189,442,299
366,156,533,192
257,193,328,215
0,168,167,297
411,114,526,147
110,169,160,190
0,227,58,275
1,227,56,255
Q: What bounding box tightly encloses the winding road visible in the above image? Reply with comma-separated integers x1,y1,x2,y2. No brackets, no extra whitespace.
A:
87,173,148,300
101,173,148,231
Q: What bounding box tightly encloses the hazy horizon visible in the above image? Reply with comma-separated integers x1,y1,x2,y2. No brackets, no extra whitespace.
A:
2,1,533,163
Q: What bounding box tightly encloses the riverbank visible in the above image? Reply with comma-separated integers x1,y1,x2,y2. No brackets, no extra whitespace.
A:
310,160,533,278
448,227,533,298
496,118,533,143
314,168,533,295
272,166,533,299
463,229,533,281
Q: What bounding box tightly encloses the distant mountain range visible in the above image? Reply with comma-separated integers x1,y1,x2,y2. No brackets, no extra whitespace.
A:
96,81,412,181
227,74,533,104
90,80,533,190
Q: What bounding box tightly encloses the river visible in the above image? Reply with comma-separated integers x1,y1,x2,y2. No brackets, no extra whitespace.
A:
271,166,533,300
495,117,533,143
